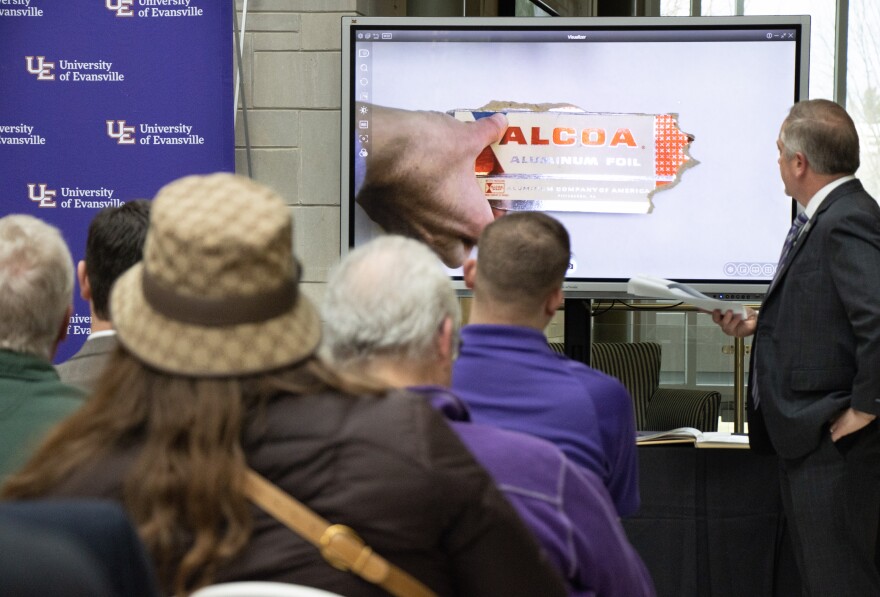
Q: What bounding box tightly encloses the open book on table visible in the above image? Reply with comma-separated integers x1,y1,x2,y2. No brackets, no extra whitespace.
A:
627,274,749,318
637,427,750,449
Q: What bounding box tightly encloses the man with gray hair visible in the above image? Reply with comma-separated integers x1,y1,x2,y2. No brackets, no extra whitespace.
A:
0,215,85,478
713,99,880,593
322,235,655,597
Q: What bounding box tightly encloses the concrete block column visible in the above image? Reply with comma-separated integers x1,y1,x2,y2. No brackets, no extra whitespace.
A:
233,0,403,304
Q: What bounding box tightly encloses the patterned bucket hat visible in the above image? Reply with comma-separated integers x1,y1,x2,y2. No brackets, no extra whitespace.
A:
110,173,320,376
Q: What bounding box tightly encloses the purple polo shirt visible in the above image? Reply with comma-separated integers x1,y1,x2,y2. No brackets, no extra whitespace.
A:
410,385,656,597
451,324,640,517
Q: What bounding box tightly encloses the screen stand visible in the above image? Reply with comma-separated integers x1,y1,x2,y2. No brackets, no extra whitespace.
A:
563,298,592,365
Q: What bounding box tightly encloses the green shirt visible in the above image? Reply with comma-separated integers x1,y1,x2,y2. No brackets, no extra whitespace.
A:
0,349,86,480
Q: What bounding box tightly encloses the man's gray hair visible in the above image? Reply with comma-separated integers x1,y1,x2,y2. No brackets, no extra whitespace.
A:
0,215,75,360
322,235,460,366
780,99,860,175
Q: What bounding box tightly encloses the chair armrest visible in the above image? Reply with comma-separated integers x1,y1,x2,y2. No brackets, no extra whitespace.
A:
645,388,722,432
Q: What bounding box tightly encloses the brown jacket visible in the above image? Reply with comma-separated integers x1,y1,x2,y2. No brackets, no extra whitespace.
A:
48,390,566,596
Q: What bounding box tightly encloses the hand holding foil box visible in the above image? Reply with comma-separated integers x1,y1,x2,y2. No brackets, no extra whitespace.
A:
453,105,695,214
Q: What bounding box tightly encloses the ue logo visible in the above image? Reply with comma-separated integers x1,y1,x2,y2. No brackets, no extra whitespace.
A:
25,56,55,81
106,120,136,145
28,184,57,208
106,0,134,17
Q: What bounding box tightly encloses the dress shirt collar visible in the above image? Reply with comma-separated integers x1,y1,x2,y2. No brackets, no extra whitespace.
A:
85,329,117,341
804,175,856,219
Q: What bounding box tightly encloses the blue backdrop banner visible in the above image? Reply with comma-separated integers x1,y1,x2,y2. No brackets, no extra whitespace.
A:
1,0,235,363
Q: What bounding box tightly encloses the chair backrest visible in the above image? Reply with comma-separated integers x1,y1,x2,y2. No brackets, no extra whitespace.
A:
590,342,661,430
548,342,566,355
190,582,345,597
0,499,160,597
646,388,721,432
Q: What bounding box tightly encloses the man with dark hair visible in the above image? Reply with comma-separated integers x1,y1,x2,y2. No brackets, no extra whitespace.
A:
452,212,640,517
57,200,151,392
713,99,880,594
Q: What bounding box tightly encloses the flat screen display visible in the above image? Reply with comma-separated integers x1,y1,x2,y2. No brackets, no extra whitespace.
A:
341,16,810,298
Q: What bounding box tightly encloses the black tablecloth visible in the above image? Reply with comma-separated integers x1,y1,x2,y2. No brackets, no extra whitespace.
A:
622,445,802,597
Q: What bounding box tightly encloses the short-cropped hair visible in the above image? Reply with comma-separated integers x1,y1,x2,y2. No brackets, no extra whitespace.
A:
322,235,460,366
476,212,570,307
781,99,859,175
85,200,151,320
0,215,74,359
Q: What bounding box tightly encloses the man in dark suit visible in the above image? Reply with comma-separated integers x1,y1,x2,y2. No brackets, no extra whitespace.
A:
57,200,150,392
714,99,880,595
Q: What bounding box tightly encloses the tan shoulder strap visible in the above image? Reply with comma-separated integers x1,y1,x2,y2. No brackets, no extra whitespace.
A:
243,468,437,597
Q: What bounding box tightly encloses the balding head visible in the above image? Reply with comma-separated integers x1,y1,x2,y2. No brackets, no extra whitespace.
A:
322,235,460,370
780,99,859,175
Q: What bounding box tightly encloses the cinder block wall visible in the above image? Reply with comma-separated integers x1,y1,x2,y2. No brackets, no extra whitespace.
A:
234,1,404,305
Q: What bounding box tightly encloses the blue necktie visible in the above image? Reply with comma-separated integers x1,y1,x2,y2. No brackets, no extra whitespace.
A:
767,212,809,293
777,212,809,272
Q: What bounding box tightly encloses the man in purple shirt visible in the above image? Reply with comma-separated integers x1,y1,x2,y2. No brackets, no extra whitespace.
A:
321,235,655,597
451,212,640,517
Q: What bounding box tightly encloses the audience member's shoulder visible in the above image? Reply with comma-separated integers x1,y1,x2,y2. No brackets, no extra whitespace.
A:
344,388,466,455
0,351,86,402
563,356,630,393
309,386,443,424
263,388,458,456
461,421,571,479
14,376,87,403
471,421,566,463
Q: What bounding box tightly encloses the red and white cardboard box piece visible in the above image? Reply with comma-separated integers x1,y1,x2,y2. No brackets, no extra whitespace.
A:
453,104,695,214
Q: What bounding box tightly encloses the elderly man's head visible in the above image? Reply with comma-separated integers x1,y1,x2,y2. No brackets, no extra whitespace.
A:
0,215,75,360
779,99,859,176
322,236,460,385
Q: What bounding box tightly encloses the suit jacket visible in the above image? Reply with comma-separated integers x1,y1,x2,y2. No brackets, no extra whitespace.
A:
56,334,118,393
748,179,880,458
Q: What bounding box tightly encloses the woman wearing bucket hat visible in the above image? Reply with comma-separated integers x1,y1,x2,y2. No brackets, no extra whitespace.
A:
2,174,565,597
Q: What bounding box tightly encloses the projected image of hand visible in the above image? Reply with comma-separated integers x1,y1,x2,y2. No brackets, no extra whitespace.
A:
356,103,508,267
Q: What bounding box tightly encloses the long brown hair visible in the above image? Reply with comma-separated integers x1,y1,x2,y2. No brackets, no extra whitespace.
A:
2,345,384,595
